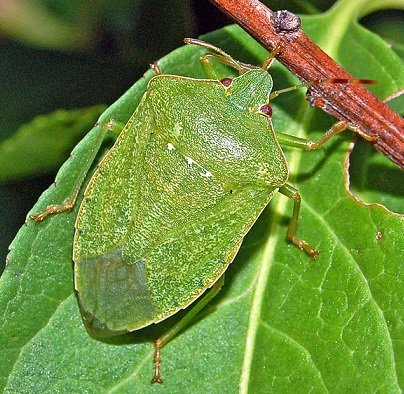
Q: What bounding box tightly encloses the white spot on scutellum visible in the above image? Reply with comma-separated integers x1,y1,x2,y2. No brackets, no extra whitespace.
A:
167,143,175,151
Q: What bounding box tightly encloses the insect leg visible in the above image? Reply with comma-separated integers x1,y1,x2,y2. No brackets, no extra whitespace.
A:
276,120,349,150
150,61,162,75
152,275,225,384
261,46,282,71
277,119,375,151
30,120,123,223
279,184,319,259
271,78,376,145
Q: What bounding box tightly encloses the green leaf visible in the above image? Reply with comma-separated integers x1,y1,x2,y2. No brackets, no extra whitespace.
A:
1,3,403,393
0,106,106,183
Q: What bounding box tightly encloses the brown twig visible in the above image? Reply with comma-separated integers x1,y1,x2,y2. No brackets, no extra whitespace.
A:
209,0,404,170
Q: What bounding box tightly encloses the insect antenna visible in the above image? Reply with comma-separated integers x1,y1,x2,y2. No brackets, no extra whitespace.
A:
184,38,260,74
269,78,377,100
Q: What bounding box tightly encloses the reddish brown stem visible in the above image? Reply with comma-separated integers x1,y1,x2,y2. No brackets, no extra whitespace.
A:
209,0,404,170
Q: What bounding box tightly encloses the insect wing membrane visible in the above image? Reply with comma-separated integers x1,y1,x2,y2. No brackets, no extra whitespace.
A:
74,96,154,335
74,72,285,336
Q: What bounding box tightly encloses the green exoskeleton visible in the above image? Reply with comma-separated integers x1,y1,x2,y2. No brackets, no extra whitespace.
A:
31,38,374,383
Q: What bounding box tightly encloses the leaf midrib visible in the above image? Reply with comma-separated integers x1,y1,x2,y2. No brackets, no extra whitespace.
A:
238,1,364,387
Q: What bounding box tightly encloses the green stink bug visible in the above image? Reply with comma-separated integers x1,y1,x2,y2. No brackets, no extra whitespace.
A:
31,38,374,383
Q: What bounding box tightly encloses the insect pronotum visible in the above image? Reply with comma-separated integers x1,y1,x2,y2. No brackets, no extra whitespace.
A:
31,38,375,383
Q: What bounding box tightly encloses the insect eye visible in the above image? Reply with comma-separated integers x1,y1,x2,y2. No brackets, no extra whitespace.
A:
258,103,272,117
220,78,233,87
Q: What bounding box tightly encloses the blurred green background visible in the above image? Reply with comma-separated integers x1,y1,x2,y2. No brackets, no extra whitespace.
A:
1,0,403,271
